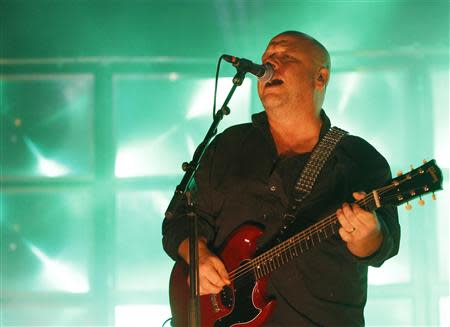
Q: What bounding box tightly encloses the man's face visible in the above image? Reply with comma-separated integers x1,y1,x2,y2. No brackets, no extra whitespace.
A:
257,34,318,111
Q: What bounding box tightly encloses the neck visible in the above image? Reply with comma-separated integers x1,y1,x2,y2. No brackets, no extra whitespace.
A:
267,108,322,156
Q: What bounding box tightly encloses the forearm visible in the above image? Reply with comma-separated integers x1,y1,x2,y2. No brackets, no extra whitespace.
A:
177,236,209,264
162,206,216,261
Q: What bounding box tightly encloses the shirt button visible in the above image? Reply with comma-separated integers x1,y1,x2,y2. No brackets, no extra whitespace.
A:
270,185,276,192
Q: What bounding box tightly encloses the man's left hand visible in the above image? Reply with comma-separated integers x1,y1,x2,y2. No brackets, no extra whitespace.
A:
336,192,383,258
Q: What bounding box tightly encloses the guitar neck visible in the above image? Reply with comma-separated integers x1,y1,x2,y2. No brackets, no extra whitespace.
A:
227,160,442,286
251,193,378,279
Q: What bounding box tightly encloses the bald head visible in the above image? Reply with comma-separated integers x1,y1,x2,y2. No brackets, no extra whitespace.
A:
258,31,331,116
273,31,331,71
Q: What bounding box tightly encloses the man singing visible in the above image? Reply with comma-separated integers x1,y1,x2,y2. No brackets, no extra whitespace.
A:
163,31,400,326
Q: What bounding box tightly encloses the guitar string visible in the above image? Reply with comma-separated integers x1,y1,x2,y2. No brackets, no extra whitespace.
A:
229,181,415,282
228,166,433,281
248,189,378,272
227,172,427,282
229,184,425,284
229,192,398,283
228,184,388,281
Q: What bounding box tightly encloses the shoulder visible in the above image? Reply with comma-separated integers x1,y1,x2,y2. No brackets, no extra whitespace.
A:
339,134,389,167
334,134,392,190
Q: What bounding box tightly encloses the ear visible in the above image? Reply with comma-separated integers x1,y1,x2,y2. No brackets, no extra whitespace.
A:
316,67,330,89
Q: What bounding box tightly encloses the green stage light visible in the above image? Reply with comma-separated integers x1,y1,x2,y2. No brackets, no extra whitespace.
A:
26,240,89,293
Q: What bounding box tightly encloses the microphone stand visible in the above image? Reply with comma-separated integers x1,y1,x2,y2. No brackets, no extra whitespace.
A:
165,68,247,327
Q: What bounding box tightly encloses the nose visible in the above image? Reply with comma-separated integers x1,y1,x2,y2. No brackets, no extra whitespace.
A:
259,63,274,83
265,58,279,71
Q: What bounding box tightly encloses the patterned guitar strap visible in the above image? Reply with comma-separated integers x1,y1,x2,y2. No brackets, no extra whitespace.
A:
276,126,348,240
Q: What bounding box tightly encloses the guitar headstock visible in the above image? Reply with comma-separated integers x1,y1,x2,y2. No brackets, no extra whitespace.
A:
379,159,443,209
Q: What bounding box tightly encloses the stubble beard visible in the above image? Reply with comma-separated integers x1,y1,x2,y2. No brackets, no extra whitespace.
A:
262,93,287,113
262,92,296,122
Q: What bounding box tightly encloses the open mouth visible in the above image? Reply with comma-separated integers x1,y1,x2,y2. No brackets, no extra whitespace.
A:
265,79,284,88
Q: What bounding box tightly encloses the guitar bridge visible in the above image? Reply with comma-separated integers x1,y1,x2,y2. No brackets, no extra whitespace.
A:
210,294,221,313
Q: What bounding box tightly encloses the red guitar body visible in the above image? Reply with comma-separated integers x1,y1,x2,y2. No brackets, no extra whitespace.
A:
169,224,276,326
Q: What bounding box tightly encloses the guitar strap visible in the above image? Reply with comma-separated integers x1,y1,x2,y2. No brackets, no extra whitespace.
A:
277,126,348,239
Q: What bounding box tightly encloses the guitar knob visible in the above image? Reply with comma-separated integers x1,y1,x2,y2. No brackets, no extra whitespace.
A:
397,170,403,177
418,198,425,206
405,203,412,211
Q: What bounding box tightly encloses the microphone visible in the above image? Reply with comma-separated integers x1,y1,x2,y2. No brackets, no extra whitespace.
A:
223,55,273,83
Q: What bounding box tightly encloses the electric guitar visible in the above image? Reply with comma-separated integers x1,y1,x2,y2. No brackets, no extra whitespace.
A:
169,160,443,327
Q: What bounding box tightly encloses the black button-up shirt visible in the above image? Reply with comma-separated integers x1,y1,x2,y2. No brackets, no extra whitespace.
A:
162,110,400,326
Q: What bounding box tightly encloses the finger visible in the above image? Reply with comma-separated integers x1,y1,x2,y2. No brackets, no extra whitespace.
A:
188,269,223,295
341,203,365,230
338,227,353,243
201,263,227,288
352,191,366,201
352,191,373,215
353,207,380,232
199,277,223,295
211,257,231,285
336,208,355,233
350,203,378,229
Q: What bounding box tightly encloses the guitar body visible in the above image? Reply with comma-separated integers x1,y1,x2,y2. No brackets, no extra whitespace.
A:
169,224,276,327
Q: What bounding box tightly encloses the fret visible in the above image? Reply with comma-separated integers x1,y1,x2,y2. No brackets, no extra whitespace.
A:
274,255,280,269
295,243,302,255
268,258,274,271
327,224,336,236
316,230,322,242
275,254,281,267
258,262,264,276
287,246,292,260
293,243,299,256
263,262,268,275
254,265,260,279
289,240,295,258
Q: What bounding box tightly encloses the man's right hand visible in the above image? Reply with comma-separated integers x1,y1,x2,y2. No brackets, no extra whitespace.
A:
178,237,231,295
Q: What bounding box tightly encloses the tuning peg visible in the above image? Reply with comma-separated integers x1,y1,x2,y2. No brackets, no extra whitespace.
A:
397,170,403,177
405,202,412,210
418,197,425,206
432,193,437,200
410,165,414,171
422,159,427,164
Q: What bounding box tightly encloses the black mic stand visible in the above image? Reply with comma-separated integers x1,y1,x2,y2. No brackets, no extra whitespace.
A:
165,68,247,327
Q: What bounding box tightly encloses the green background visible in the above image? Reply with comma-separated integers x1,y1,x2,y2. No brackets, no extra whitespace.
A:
1,0,449,326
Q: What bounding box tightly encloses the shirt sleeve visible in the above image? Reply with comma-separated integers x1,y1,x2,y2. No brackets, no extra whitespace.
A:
340,136,401,267
355,205,399,267
161,136,221,261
